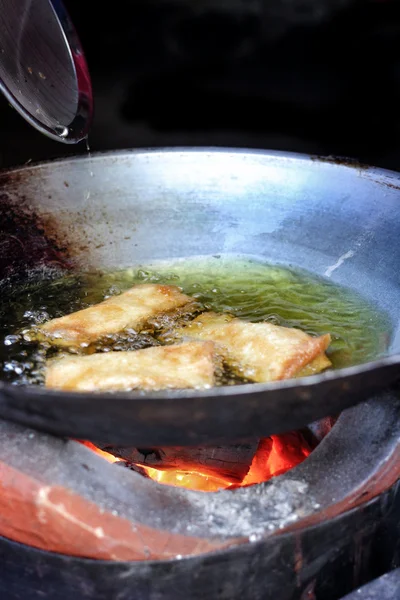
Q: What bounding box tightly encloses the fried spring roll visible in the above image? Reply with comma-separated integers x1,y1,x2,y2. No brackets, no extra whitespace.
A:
38,284,194,348
45,341,218,392
173,312,331,382
295,353,332,378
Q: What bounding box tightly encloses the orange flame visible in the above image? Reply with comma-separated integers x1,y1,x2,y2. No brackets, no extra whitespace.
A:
79,432,312,492
242,433,311,487
140,466,235,492
78,440,122,464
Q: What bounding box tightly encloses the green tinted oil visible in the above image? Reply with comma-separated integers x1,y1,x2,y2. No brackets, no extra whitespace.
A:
0,255,391,386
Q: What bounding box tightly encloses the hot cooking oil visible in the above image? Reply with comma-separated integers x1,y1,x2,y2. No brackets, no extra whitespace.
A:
0,255,391,386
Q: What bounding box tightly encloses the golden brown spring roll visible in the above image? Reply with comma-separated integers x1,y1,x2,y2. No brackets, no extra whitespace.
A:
45,341,218,392
295,353,332,378
38,283,194,348
172,312,331,382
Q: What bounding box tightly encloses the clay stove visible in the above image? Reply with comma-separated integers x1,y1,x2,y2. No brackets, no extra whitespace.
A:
0,392,399,600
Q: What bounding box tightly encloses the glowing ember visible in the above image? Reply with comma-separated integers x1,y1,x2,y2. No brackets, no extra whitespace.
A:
141,466,234,492
78,440,122,464
79,431,312,492
242,433,311,486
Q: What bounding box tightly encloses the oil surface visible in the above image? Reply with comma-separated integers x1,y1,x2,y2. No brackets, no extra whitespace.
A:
0,255,391,386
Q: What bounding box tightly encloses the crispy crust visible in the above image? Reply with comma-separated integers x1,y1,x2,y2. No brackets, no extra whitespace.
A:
39,284,194,348
173,312,331,382
45,341,218,392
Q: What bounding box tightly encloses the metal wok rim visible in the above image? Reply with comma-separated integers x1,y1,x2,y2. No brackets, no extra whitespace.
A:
0,147,399,403
1,354,399,403
2,145,400,177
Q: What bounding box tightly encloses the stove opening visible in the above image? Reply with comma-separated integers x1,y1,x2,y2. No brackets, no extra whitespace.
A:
79,428,319,492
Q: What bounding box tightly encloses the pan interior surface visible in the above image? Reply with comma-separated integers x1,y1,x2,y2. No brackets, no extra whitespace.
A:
0,149,399,444
0,149,398,353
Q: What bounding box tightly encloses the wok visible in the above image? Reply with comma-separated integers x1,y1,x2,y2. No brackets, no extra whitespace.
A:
0,148,399,446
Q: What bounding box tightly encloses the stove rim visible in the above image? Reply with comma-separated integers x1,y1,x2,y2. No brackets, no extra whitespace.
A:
0,390,398,562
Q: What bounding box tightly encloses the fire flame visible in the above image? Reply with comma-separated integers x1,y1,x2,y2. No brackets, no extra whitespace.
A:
140,466,235,492
78,432,312,492
78,440,121,463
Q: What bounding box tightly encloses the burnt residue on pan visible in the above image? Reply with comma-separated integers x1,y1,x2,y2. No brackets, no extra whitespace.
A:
0,173,73,284
310,155,370,170
311,154,400,191
369,178,400,192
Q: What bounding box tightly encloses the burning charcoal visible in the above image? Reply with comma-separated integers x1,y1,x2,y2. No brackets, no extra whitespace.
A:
240,432,312,486
113,460,150,478
104,440,260,483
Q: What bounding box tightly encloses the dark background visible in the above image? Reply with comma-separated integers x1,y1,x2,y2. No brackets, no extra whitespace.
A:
1,0,400,170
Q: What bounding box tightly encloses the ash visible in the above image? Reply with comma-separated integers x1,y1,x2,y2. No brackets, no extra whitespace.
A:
184,478,311,538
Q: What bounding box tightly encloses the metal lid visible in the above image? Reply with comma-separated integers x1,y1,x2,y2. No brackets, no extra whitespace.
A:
0,0,93,144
